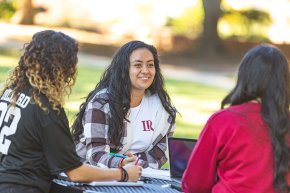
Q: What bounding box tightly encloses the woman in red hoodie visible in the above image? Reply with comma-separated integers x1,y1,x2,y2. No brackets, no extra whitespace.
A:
182,44,290,193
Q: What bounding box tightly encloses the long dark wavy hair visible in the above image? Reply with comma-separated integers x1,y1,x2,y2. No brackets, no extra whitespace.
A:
1,30,78,112
72,40,176,148
221,44,290,193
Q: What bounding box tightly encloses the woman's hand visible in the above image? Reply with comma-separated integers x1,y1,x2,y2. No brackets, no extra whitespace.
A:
123,164,142,182
122,151,136,166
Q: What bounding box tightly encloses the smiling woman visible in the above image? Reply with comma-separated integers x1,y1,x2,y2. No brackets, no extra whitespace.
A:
71,40,177,170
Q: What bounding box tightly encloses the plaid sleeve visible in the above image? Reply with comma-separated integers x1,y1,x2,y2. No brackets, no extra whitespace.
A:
140,118,176,169
82,99,122,168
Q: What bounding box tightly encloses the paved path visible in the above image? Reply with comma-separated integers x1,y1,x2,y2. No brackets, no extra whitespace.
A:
1,35,235,90
78,53,235,90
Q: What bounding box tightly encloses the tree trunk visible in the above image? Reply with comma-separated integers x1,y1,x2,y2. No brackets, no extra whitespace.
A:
12,0,34,25
198,0,225,56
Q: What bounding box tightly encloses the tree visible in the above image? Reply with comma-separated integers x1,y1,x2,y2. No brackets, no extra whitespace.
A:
198,0,225,56
11,0,34,25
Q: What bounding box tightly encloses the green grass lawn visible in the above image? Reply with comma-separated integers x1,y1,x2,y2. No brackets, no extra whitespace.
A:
0,50,230,169
0,52,229,140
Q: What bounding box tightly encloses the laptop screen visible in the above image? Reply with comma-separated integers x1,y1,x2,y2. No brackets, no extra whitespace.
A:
168,137,197,179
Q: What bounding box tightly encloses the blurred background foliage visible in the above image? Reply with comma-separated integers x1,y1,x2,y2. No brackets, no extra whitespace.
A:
166,0,204,38
166,0,271,42
220,8,271,41
0,0,273,48
0,0,16,20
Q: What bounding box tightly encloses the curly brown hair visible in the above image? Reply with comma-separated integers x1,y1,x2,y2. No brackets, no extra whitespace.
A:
1,30,78,112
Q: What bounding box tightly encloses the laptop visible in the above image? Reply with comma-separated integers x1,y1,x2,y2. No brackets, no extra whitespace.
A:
168,137,197,191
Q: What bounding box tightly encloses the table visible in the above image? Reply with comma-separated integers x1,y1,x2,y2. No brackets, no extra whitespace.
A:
50,178,182,193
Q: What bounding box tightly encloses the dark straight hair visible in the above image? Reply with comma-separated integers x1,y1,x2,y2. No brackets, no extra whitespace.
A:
72,40,176,149
222,44,290,193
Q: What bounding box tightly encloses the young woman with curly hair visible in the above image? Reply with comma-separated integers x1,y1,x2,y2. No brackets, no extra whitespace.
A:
72,40,176,169
0,30,141,193
182,44,290,193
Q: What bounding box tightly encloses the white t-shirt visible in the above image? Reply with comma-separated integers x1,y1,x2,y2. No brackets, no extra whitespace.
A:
128,93,161,154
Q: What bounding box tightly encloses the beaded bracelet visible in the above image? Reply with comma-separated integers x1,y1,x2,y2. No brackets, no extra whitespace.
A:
119,167,128,182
